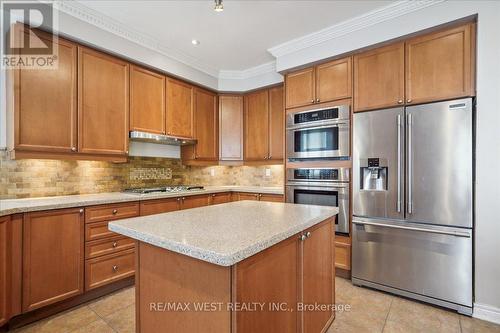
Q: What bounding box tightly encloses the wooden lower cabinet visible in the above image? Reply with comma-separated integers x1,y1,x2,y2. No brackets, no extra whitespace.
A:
335,235,351,271
209,192,232,205
22,208,85,312
259,194,285,203
85,248,135,291
85,236,135,259
140,197,180,216
180,194,210,209
235,192,284,202
0,215,22,326
236,192,260,201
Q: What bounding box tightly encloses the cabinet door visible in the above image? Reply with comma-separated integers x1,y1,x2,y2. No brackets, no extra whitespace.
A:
237,192,260,201
353,43,405,112
23,208,84,312
406,24,474,105
268,86,284,161
285,67,315,109
316,57,352,103
181,195,210,209
302,219,334,333
244,90,269,161
166,78,194,138
0,217,8,325
219,95,244,161
130,65,165,134
140,198,180,216
13,26,77,153
194,89,218,160
210,192,232,205
259,194,284,203
78,47,129,155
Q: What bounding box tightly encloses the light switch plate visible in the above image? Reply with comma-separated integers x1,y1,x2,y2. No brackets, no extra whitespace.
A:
210,168,215,177
265,168,271,177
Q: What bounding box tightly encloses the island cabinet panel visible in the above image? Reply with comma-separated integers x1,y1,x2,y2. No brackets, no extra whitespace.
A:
268,86,284,161
129,65,166,134
22,208,84,312
166,78,194,139
137,243,231,333
180,194,210,209
353,43,405,112
315,57,352,104
302,220,335,333
210,192,232,205
11,25,78,154
219,95,244,161
405,23,475,105
244,90,269,161
78,47,129,155
233,236,299,333
140,198,180,216
285,67,315,109
0,215,22,326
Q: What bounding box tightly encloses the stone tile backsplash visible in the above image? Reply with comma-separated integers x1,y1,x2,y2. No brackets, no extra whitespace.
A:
0,151,284,199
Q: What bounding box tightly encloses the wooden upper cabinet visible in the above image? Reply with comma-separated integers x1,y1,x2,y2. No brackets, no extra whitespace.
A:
219,95,243,161
353,43,405,112
12,26,77,153
78,47,129,155
23,208,84,312
244,90,269,161
130,65,165,134
193,89,218,160
268,86,284,160
316,57,352,104
166,78,194,138
406,23,475,105
285,67,315,109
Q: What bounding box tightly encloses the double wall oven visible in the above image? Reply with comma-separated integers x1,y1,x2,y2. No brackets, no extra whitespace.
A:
286,104,350,160
286,168,350,234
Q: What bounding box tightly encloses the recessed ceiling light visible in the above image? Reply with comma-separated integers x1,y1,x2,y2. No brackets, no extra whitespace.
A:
214,0,223,12
191,39,200,46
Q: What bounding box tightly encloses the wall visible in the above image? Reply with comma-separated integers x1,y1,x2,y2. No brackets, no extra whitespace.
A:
274,0,500,323
0,151,284,199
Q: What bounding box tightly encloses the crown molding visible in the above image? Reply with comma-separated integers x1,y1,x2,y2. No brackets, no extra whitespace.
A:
218,61,278,80
52,0,220,77
268,0,446,58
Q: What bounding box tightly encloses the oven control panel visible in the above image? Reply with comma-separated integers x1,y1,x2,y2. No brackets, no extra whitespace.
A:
294,108,339,124
289,168,349,182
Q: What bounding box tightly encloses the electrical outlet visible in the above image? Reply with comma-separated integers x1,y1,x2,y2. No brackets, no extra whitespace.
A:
210,168,216,177
265,168,271,177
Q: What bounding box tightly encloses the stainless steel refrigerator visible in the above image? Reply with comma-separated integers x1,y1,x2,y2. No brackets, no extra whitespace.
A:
352,98,474,315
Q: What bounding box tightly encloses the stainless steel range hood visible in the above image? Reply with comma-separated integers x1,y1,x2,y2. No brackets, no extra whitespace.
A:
129,131,197,146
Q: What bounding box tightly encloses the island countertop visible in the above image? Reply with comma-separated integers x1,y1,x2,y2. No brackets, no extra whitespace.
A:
109,201,338,266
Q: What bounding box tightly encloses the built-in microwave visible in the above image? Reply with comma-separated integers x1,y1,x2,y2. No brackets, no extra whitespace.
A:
286,105,350,160
286,167,350,234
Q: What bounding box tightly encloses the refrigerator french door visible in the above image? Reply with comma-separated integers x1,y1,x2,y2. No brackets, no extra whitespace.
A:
352,98,473,315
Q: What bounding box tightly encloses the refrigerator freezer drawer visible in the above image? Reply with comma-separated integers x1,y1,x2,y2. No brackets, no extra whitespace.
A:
352,218,472,307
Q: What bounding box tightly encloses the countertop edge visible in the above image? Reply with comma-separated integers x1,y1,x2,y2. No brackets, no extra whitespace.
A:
108,211,336,267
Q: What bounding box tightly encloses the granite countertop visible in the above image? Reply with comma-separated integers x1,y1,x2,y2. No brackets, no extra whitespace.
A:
109,201,338,266
0,186,284,217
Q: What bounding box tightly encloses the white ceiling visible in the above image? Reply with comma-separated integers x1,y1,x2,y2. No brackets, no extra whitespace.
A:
76,0,393,75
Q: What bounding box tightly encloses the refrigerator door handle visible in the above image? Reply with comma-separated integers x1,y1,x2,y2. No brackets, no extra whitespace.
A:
397,114,402,213
407,113,413,214
353,220,471,238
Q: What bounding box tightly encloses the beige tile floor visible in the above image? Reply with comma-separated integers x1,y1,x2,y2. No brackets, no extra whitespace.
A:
12,277,500,333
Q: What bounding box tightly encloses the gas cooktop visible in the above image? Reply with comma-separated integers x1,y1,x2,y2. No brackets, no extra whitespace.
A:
122,185,204,195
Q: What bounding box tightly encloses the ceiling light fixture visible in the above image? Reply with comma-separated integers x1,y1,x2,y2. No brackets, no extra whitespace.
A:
191,39,200,45
214,0,223,12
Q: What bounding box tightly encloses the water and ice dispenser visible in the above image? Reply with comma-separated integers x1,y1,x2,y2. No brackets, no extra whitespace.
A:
360,158,388,191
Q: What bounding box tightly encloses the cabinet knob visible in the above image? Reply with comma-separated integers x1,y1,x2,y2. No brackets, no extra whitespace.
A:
300,234,307,241
311,99,314,103
268,155,272,159
112,242,118,248
182,197,186,200
212,194,216,197
316,98,320,103
112,265,118,272
177,198,181,201
407,99,412,103
258,194,262,197
79,209,84,214
398,100,403,104
112,209,118,215
71,147,77,152
306,231,311,238
264,156,268,160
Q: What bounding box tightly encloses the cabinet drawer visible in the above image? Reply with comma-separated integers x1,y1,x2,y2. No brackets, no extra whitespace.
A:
140,198,180,216
259,194,284,203
85,221,117,242
85,202,139,223
209,192,232,205
85,236,135,259
85,249,135,291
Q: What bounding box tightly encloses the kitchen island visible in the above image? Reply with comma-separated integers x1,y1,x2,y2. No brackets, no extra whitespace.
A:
109,201,338,333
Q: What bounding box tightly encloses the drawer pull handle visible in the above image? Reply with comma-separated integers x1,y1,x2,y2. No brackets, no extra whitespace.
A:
112,242,118,248
79,209,84,214
112,209,118,215
112,265,118,272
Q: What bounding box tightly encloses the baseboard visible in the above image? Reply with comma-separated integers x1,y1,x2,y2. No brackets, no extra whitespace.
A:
473,303,500,325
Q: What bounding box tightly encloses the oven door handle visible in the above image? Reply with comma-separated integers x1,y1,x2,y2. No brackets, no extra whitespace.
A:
285,184,349,190
286,122,349,131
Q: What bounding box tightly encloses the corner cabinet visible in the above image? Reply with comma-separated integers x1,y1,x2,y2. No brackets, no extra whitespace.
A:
166,78,194,139
285,57,352,109
22,208,84,312
78,47,129,156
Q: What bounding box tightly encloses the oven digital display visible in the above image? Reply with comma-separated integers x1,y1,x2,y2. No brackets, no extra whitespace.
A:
294,169,339,180
294,108,339,124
